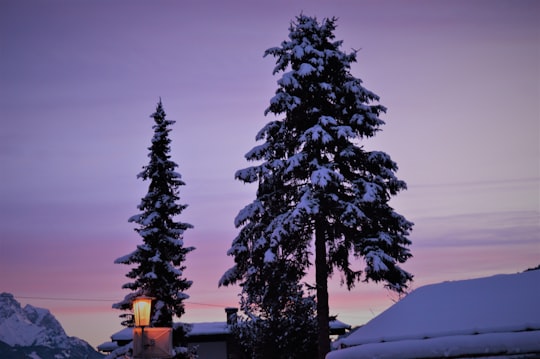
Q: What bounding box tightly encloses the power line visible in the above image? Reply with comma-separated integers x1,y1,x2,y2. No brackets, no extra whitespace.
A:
13,295,232,308
15,296,112,302
185,301,227,308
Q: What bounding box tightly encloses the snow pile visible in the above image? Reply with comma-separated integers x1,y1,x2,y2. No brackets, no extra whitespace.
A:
329,270,540,358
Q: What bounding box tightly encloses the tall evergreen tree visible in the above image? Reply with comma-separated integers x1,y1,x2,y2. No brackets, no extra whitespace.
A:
221,15,413,359
113,100,194,354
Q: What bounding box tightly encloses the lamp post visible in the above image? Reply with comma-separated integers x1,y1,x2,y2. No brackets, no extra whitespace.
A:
133,295,154,358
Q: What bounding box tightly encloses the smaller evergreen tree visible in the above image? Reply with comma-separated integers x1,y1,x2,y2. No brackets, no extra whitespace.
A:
113,100,194,358
230,289,318,359
220,154,318,358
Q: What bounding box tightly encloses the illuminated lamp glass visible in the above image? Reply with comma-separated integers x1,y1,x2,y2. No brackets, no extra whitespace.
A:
133,296,153,327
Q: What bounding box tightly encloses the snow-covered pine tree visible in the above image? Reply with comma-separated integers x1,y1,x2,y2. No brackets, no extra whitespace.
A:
230,290,318,359
221,15,413,359
220,164,318,358
113,100,194,357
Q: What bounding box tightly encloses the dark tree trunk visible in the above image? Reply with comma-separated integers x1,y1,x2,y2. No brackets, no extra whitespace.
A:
315,223,330,359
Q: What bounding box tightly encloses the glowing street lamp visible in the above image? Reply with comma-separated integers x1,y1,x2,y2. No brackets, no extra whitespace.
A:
132,295,154,359
133,295,153,327
132,295,173,359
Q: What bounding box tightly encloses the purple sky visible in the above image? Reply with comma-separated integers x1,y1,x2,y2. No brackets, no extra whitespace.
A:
1,0,539,349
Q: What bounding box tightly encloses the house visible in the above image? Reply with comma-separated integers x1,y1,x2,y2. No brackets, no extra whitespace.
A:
184,307,241,359
98,307,351,359
328,270,540,359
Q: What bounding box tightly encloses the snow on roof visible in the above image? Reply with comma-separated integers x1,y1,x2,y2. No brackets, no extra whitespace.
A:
329,331,540,359
111,327,133,341
97,341,118,352
330,319,351,330
102,317,351,349
187,322,230,336
186,319,349,336
329,270,540,358
99,306,353,349
104,321,232,344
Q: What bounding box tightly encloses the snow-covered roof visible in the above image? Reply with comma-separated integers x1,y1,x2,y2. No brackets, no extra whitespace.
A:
329,270,540,358
105,318,348,342
110,327,133,341
329,319,351,331
186,318,349,337
187,321,230,336
101,317,351,350
97,341,118,352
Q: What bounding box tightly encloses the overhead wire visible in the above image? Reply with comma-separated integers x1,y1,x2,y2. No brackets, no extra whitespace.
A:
12,295,232,308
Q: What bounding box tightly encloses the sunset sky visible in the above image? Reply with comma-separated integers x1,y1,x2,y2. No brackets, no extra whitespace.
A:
1,0,538,349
